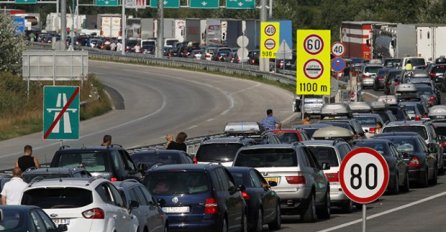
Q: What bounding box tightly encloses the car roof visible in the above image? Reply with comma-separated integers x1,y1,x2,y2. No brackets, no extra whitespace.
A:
148,164,220,172
295,124,330,129
113,179,142,188
352,113,381,118
0,205,40,211
132,149,186,155
384,121,427,126
26,177,107,189
23,167,85,175
238,143,300,151
226,166,254,173
57,145,124,152
374,132,421,137
200,136,252,144
354,138,391,144
313,126,354,138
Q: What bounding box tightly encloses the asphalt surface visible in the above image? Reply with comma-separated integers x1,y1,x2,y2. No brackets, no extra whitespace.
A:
0,61,294,170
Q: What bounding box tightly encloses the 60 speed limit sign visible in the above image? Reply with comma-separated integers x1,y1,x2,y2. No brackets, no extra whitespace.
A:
339,147,389,204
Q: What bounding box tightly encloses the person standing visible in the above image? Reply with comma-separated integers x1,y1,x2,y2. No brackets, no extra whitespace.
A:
101,135,112,146
117,41,123,52
1,167,28,205
261,109,282,130
15,145,40,173
302,113,311,125
166,132,188,152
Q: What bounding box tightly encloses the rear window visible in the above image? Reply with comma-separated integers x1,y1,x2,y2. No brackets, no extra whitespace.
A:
0,209,25,231
365,66,381,73
408,58,425,66
434,126,446,137
132,152,183,167
307,147,339,167
276,132,299,143
353,142,389,156
388,107,407,120
382,126,428,140
234,149,297,168
354,116,377,126
432,66,446,73
228,171,252,188
196,144,243,162
22,188,93,209
55,152,108,172
145,172,209,195
382,137,420,153
416,86,433,96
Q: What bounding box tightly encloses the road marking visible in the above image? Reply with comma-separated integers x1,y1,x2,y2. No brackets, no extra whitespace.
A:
206,118,214,122
363,91,379,99
318,191,446,232
187,125,198,130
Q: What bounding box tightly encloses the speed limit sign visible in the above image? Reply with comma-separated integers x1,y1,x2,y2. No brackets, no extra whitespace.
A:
331,42,345,57
303,34,324,55
339,147,389,204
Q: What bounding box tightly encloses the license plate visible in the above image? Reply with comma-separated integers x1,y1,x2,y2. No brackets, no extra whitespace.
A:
162,206,190,213
264,177,280,184
52,218,70,225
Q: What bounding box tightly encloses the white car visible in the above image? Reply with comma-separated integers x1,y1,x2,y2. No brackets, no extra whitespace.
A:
21,178,138,232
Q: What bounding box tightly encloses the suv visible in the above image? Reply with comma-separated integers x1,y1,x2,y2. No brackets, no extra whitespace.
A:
22,167,91,183
359,64,383,88
143,164,246,232
302,140,354,212
195,137,256,166
50,145,142,181
114,180,167,232
21,178,138,232
233,144,330,222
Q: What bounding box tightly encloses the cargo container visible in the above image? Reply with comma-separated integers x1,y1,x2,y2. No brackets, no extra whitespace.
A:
98,14,121,37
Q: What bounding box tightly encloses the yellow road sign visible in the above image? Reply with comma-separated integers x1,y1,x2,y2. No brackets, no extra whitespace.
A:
260,22,280,59
296,30,331,95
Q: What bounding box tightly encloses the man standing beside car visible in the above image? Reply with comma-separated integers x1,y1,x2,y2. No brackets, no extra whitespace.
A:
1,167,28,205
261,109,282,130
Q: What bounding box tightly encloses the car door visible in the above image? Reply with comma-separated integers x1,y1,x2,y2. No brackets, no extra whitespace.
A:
138,186,165,232
220,167,244,231
106,183,133,232
251,169,276,222
389,144,407,185
303,147,327,202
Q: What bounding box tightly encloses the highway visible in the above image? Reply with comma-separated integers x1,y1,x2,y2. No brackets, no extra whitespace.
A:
0,61,294,170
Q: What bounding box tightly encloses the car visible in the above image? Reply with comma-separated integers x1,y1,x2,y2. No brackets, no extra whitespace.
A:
427,63,446,88
415,84,440,106
272,129,310,144
320,118,366,139
195,136,256,166
143,164,247,232
402,57,426,70
359,64,383,88
370,101,397,124
0,205,68,232
227,167,282,232
302,140,355,212
398,101,429,120
429,105,446,120
376,96,410,121
352,139,410,194
373,68,390,90
21,177,138,231
114,180,167,232
372,133,438,186
248,50,260,65
383,69,404,95
348,102,372,113
212,47,232,62
352,113,385,138
431,120,446,167
395,83,420,102
22,167,91,183
224,122,281,144
131,149,192,173
232,144,330,222
301,95,327,116
50,145,142,181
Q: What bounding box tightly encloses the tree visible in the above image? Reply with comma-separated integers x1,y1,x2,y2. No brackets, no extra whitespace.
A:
0,14,26,73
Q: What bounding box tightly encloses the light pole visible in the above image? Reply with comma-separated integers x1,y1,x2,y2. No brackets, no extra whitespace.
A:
121,0,126,55
156,0,164,58
259,0,268,72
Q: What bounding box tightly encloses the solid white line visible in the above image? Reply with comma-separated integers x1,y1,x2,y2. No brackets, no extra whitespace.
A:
187,125,198,130
363,91,379,99
318,191,446,232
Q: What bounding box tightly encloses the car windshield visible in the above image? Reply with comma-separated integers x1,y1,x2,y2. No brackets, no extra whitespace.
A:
56,152,108,172
354,116,377,126
383,126,428,140
0,209,25,231
365,66,382,73
234,149,297,168
22,188,93,209
132,152,182,168
307,147,339,167
145,172,209,195
276,132,299,144
353,142,389,156
196,144,243,162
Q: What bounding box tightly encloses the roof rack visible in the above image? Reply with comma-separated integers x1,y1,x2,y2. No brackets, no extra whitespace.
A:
332,138,346,145
59,145,71,150
28,176,45,187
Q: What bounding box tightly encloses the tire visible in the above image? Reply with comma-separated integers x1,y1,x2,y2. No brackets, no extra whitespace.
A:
389,175,400,194
301,194,317,222
420,168,429,187
400,173,410,193
268,203,281,230
250,209,263,232
316,191,331,219
221,217,228,232
341,200,354,213
429,166,438,185
241,212,248,232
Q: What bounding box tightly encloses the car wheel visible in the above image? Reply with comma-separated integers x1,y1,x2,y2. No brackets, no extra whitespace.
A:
301,193,317,222
221,217,228,232
250,209,263,232
401,173,410,193
268,203,281,230
429,166,438,185
389,174,399,194
316,190,331,219
341,200,354,213
420,168,429,187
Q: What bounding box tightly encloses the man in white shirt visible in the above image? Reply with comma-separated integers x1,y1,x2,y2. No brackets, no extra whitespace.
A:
1,167,28,205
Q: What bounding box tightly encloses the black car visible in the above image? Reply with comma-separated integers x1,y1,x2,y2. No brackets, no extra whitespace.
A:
432,121,446,166
373,133,437,187
353,139,410,194
0,205,67,232
131,149,193,173
143,164,247,232
22,167,91,183
195,137,256,165
50,145,142,181
227,167,281,232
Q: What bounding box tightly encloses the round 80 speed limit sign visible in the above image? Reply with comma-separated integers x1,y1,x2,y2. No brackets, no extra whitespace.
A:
339,147,389,204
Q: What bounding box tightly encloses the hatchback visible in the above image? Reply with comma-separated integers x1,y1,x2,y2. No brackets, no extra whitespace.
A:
22,167,91,183
195,137,256,166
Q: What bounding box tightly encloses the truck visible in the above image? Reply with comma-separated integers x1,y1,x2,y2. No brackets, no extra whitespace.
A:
45,13,86,33
416,25,446,62
98,14,121,38
185,18,202,44
152,18,185,42
140,18,154,39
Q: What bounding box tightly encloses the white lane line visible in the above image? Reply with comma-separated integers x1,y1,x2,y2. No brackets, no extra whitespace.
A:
282,113,297,125
318,191,446,232
206,118,214,122
363,91,379,99
187,125,198,130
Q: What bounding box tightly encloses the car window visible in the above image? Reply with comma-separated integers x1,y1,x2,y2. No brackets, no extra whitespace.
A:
354,116,377,126
249,170,263,188
138,186,154,204
338,144,351,159
234,149,298,168
383,126,428,140
119,150,136,172
230,171,250,188
354,142,389,156
35,209,58,231
96,184,114,204
210,171,224,191
107,183,125,207
56,152,108,172
303,147,319,169
223,168,236,189
22,187,93,209
307,146,339,167
196,143,243,162
389,144,400,158
276,132,299,143
132,152,183,168
111,150,124,171
133,187,149,205
0,209,24,231
30,210,46,232
145,172,209,195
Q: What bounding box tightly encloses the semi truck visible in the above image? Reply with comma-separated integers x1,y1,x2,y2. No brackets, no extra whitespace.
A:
98,14,121,37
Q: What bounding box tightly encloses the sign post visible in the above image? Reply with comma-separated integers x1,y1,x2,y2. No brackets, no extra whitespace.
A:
339,147,390,232
43,86,80,141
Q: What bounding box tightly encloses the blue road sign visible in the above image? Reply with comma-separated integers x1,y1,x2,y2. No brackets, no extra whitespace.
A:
12,17,26,34
332,57,346,72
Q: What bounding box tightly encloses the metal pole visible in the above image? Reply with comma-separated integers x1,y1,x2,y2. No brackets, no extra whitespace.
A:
121,0,126,55
56,0,59,18
70,0,75,50
268,0,273,18
156,0,164,58
259,0,268,72
362,204,367,232
61,0,67,50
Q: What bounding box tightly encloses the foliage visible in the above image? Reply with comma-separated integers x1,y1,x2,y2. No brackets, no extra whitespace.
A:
0,14,26,73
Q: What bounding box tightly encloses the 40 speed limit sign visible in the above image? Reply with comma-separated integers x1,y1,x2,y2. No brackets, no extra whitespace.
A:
339,147,389,204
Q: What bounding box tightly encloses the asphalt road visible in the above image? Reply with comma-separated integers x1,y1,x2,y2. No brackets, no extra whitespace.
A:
0,61,294,170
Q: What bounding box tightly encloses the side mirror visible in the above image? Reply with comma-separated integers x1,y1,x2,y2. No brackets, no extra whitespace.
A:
321,162,331,170
268,181,278,187
129,200,139,210
57,224,68,232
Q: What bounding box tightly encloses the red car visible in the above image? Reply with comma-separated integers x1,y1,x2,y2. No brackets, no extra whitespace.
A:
272,129,309,144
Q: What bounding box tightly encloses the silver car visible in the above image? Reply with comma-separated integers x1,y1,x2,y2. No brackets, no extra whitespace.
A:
359,64,383,88
233,144,330,222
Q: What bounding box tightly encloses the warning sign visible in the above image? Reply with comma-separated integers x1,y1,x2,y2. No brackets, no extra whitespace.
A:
260,22,280,58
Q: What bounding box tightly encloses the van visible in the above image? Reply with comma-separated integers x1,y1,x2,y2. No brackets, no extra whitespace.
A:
402,57,426,70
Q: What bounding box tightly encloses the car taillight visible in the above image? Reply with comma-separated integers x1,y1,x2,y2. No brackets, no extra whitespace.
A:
408,156,421,168
415,115,421,121
241,191,250,200
204,198,218,214
429,72,436,79
82,208,105,219
442,141,446,148
369,127,376,134
110,177,118,182
286,175,306,184
193,156,198,164
325,172,339,182
429,96,436,103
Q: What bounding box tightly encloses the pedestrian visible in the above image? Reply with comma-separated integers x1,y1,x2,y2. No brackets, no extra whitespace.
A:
375,121,383,134
302,113,311,125
101,135,112,147
134,44,141,53
261,109,282,130
110,41,117,51
117,41,123,52
166,132,188,152
15,145,40,173
1,167,28,205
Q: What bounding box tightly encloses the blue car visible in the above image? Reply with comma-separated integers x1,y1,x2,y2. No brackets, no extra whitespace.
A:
143,164,247,232
0,205,67,232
